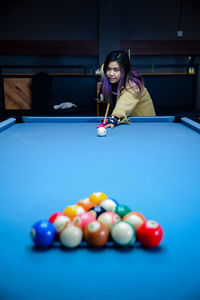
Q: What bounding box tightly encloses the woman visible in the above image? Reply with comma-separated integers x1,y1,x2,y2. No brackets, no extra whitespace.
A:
100,50,156,128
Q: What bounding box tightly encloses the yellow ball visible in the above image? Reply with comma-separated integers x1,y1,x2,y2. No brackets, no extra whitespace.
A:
89,192,108,205
64,205,85,220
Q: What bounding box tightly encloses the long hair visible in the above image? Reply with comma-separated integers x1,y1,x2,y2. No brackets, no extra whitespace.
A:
102,50,144,102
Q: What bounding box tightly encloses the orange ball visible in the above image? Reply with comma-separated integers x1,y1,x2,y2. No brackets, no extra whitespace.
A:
123,212,146,231
84,220,109,247
89,192,108,205
77,198,95,211
64,205,85,220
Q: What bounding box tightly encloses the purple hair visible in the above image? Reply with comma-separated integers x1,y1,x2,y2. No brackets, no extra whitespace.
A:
102,50,144,102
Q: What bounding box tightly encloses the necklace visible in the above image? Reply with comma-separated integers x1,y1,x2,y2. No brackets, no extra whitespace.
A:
112,91,118,95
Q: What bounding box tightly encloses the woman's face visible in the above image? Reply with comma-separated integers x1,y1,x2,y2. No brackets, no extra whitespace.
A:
106,61,121,84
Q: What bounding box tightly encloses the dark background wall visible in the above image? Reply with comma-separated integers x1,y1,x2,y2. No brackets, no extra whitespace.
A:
0,0,200,40
0,0,98,40
0,0,200,117
121,0,200,40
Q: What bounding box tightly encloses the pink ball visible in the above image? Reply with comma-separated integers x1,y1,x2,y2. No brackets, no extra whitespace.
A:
73,212,96,229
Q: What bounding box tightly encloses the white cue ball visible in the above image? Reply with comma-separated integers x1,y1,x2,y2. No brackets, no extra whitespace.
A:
97,127,106,137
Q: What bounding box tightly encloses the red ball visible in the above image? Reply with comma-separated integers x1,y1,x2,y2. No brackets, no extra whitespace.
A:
48,212,70,234
49,212,65,223
137,220,163,248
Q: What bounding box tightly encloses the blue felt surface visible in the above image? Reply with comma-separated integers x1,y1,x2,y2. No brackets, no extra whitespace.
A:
0,117,200,300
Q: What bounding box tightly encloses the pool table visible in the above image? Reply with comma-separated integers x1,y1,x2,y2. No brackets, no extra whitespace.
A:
0,116,200,300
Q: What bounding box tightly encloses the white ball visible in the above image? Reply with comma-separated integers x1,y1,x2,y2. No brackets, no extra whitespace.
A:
97,127,106,137
60,223,83,248
111,221,136,246
53,215,70,233
100,199,117,212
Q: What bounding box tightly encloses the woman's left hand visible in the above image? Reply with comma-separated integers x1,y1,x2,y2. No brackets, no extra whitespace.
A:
104,123,115,129
104,116,120,129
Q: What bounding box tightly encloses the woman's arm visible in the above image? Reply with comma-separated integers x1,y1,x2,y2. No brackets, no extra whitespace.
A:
111,88,139,122
104,89,139,128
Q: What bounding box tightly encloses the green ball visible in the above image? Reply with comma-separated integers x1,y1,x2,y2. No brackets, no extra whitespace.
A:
114,204,131,219
111,221,136,246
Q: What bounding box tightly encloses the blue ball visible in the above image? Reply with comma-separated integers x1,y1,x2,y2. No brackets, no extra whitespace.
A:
110,198,119,205
31,220,56,247
89,205,106,218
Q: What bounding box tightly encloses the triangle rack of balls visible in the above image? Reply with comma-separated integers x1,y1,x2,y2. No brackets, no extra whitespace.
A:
30,192,164,249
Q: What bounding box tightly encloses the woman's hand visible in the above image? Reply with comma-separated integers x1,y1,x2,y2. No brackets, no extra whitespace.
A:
104,123,115,129
104,116,120,129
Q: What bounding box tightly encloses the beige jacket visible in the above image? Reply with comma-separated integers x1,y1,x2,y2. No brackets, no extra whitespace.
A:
112,82,156,124
100,64,156,124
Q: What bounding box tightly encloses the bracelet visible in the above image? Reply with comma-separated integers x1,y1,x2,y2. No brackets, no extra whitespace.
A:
107,116,120,127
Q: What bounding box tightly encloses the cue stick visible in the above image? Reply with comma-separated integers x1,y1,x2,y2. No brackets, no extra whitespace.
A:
103,102,110,125
128,48,131,60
